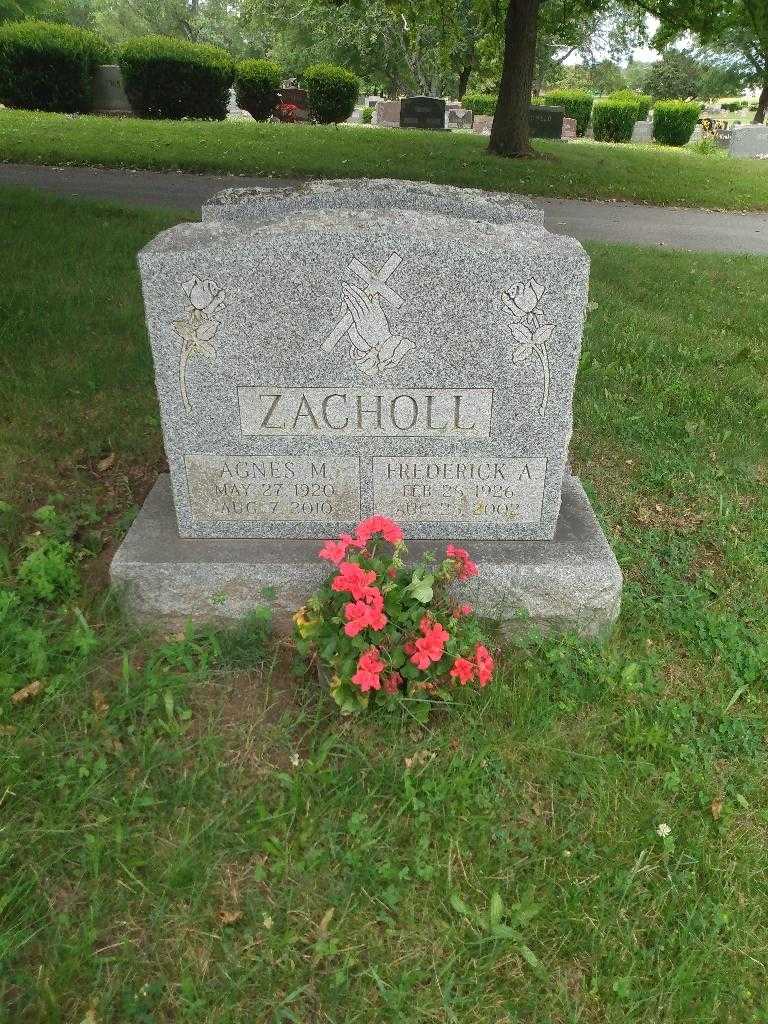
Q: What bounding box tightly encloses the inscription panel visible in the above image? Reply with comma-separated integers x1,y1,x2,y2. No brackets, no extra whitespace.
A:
238,388,493,438
185,455,361,522
372,457,547,523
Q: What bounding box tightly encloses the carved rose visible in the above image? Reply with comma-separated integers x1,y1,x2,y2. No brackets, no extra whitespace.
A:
183,277,225,314
502,279,545,317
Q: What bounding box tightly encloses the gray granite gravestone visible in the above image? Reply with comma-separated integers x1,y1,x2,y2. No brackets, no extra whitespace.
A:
729,124,768,158
447,107,474,130
631,120,653,143
201,179,543,226
111,182,621,635
374,99,401,126
92,65,132,116
400,96,446,130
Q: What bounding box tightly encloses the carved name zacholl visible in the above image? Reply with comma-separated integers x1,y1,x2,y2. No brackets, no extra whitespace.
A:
238,387,493,438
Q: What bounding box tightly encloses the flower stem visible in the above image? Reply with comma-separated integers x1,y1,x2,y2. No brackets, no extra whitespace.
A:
535,343,550,417
180,344,192,413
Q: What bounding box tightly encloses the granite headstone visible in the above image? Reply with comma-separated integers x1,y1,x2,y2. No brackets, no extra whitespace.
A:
374,99,401,127
201,178,543,226
729,124,768,158
400,96,446,130
92,64,132,116
112,181,621,634
529,105,565,139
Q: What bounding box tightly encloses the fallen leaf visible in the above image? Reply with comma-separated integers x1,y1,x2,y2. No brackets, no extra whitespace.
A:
96,453,115,473
711,797,724,820
404,749,434,770
217,909,243,926
317,907,334,937
92,689,109,716
11,680,42,705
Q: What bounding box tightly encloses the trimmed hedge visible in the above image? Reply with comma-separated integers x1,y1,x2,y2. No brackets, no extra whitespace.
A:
592,100,639,142
463,92,496,115
653,100,700,146
235,58,281,121
542,89,593,135
0,20,110,113
120,35,233,120
608,89,653,120
303,63,359,124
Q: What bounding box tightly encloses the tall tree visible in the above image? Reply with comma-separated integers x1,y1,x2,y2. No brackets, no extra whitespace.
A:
644,0,768,121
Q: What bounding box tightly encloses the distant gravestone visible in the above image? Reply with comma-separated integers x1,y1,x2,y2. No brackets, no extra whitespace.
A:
375,99,401,127
447,107,474,130
472,114,494,135
729,124,768,158
560,116,577,141
92,65,132,116
529,104,565,139
400,96,446,130
112,180,621,635
366,95,384,108
631,120,653,143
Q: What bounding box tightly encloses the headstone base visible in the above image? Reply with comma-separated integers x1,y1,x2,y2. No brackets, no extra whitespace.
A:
111,475,622,638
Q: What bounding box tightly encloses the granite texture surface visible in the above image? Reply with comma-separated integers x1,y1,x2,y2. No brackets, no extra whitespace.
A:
138,205,589,540
374,99,401,126
729,124,768,157
201,177,543,225
111,474,622,636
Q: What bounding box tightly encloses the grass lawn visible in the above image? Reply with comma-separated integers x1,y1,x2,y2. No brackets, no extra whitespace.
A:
2,188,768,1022
2,108,768,211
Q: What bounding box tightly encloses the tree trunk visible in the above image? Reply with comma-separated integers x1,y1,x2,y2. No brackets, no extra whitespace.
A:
488,0,541,158
457,62,473,99
753,80,768,123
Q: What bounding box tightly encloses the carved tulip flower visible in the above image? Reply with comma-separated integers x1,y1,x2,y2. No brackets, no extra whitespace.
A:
502,278,545,318
183,276,225,314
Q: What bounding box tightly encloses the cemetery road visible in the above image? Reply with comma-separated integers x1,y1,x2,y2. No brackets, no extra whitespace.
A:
2,162,767,255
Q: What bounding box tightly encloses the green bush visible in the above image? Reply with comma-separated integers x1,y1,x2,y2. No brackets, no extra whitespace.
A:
0,20,110,113
608,89,653,119
361,104,373,123
721,99,746,111
542,89,593,135
463,92,496,115
234,58,281,120
302,63,359,124
591,99,638,142
653,100,700,146
120,35,233,120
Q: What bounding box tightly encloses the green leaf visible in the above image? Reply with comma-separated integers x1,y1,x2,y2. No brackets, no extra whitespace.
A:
489,891,504,929
405,571,434,604
450,893,471,917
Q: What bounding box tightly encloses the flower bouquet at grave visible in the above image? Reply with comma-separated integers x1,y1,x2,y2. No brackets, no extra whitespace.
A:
293,516,495,718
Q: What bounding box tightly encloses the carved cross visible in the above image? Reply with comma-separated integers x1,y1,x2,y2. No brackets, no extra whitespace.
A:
322,252,404,353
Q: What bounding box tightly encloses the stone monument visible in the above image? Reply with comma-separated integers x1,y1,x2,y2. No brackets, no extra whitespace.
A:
400,96,446,130
92,65,132,116
729,124,768,158
374,99,401,127
631,120,653,144
111,180,621,636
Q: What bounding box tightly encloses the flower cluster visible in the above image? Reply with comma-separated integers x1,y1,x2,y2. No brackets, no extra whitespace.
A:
294,516,495,717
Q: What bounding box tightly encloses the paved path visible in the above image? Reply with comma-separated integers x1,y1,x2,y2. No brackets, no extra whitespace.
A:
2,162,767,255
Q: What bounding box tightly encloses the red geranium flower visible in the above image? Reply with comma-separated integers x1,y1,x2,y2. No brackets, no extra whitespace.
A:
355,515,404,546
332,561,378,601
449,657,474,685
446,543,478,580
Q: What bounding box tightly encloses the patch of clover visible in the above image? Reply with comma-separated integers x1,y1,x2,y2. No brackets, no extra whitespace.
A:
501,278,554,417
173,277,225,413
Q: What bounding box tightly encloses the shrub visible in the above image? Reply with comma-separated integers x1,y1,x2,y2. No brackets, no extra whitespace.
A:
608,89,653,119
361,104,373,123
463,92,496,115
542,89,593,135
234,58,281,121
653,100,700,146
302,63,359,124
120,35,233,120
0,20,110,113
591,99,639,142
